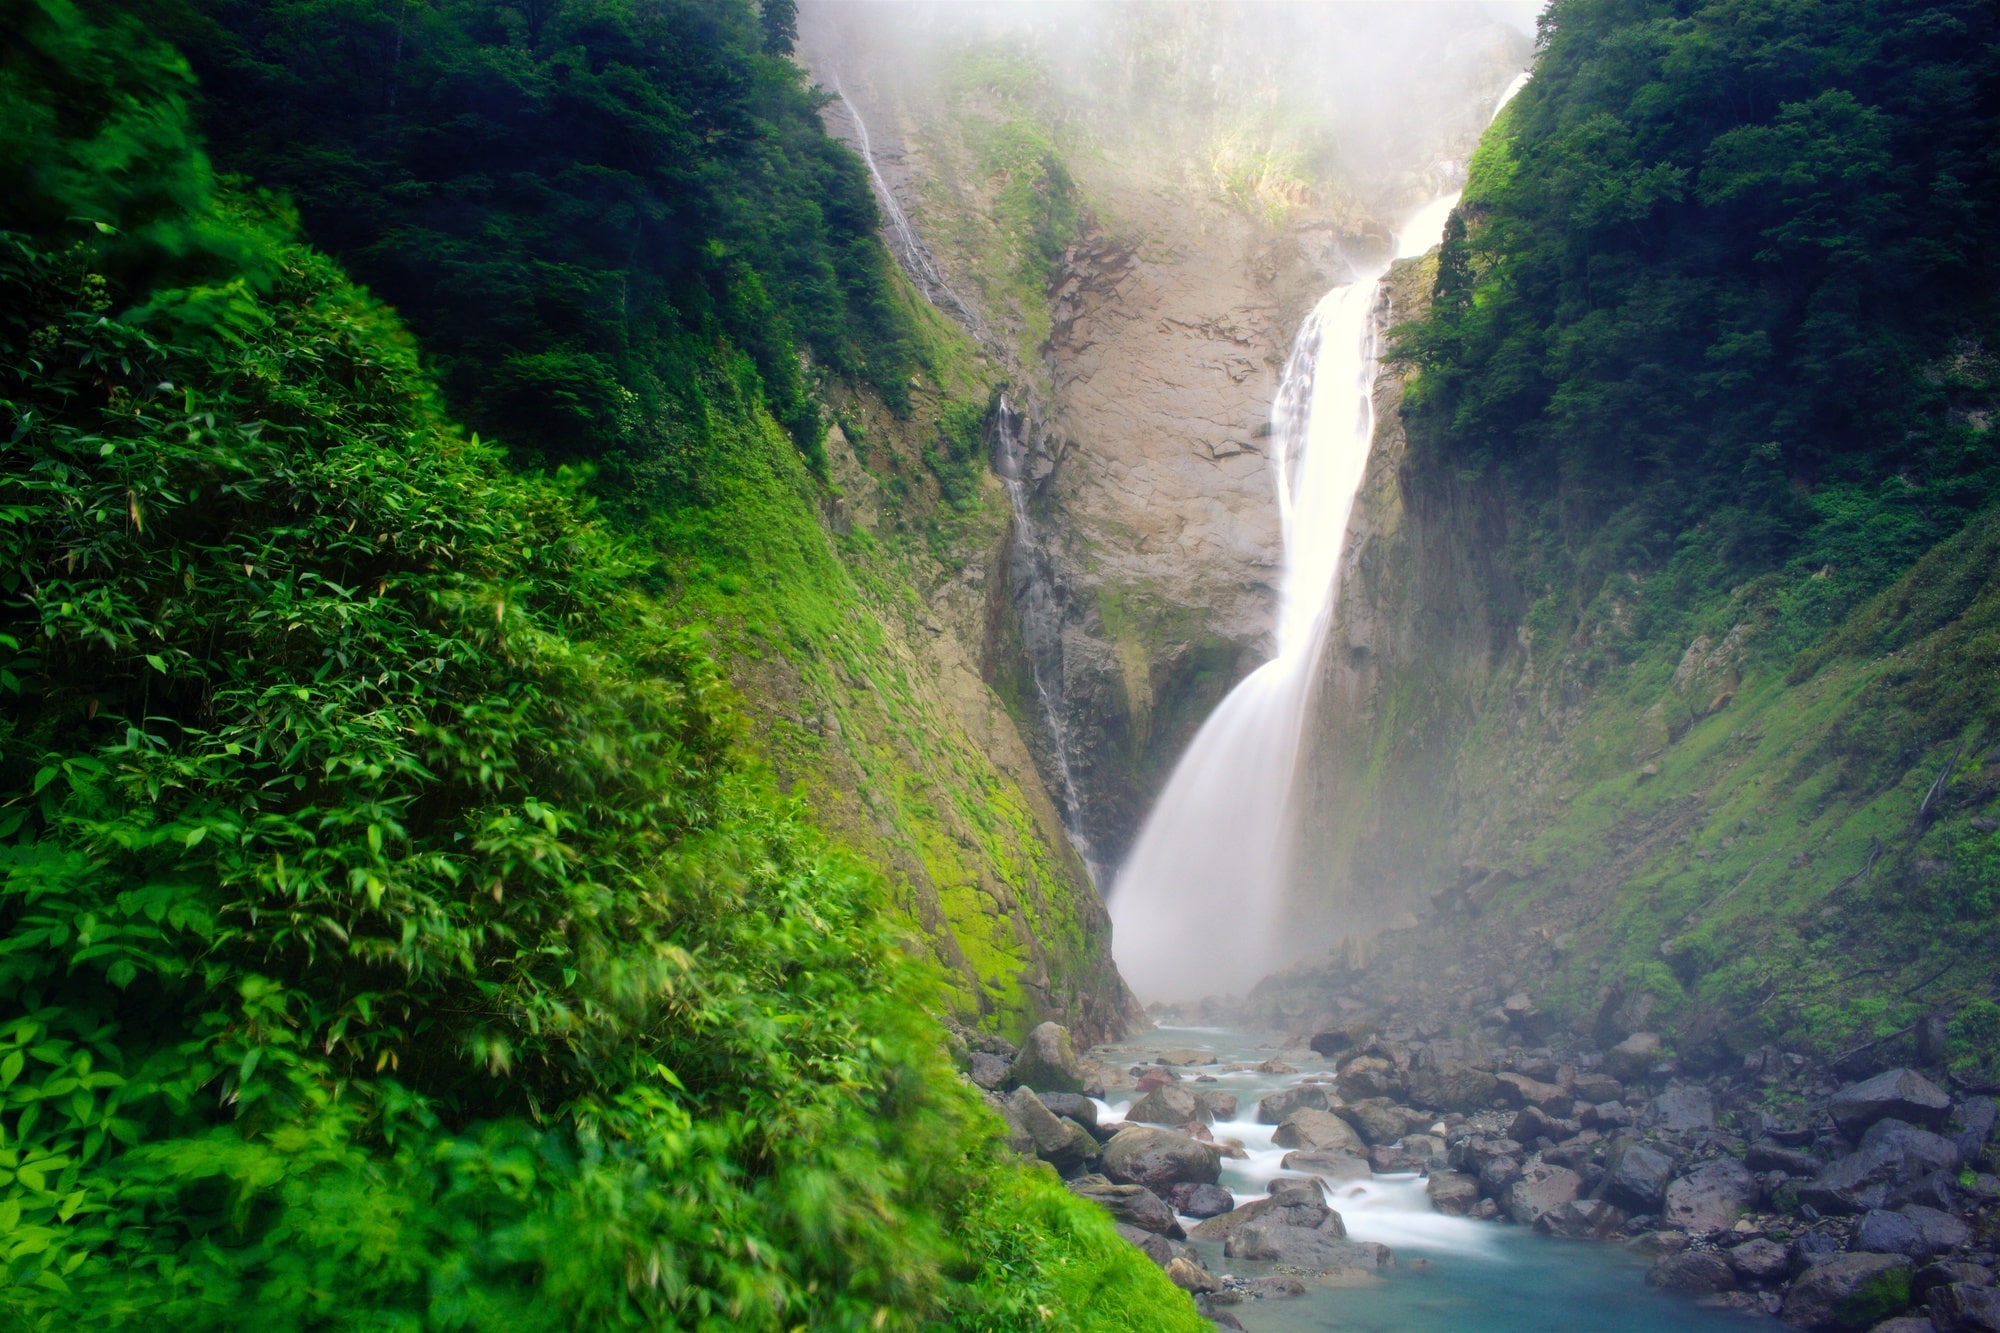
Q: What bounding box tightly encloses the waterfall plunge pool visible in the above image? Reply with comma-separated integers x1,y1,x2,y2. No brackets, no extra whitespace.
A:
1090,1027,1756,1333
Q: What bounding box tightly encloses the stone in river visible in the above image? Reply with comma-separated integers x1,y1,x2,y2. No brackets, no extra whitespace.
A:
1647,1250,1738,1294
1067,1174,1183,1238
1165,1255,1220,1294
1189,1178,1337,1243
1603,1032,1663,1081
1281,1150,1372,1183
1339,1097,1420,1146
1100,1126,1221,1193
1193,1090,1239,1123
1128,1083,1201,1125
1114,1222,1179,1266
1226,1222,1392,1271
1336,1056,1404,1101
1425,1171,1481,1216
1604,1141,1677,1211
1038,1092,1098,1128
1502,1162,1581,1226
1663,1157,1760,1232
1168,1182,1237,1219
1780,1252,1913,1329
1271,1108,1367,1155
1256,1084,1338,1124
1829,1068,1953,1138
1495,1071,1570,1114
1007,1022,1085,1095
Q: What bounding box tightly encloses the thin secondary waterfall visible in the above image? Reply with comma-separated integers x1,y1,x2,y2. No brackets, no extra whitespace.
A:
1108,71,1531,1001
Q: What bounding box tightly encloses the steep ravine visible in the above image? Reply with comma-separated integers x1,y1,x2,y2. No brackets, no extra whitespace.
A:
799,0,1530,867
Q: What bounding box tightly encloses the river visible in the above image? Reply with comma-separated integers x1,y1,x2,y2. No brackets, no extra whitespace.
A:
1091,1026,1755,1332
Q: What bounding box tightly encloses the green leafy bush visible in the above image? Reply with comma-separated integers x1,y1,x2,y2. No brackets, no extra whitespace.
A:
0,6,1198,1325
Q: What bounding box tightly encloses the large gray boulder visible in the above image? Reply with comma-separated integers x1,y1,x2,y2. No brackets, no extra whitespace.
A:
1858,1206,1971,1259
1128,1084,1201,1126
1536,1198,1627,1239
1780,1252,1913,1329
1189,1178,1335,1242
1280,1150,1371,1183
1603,1141,1678,1211
1604,1033,1663,1080
1226,1223,1390,1271
1066,1174,1183,1238
1502,1162,1582,1226
1801,1121,1962,1215
1728,1238,1793,1284
1270,1108,1367,1155
1405,1063,1499,1113
1194,1090,1240,1123
1101,1126,1221,1193
1647,1250,1737,1294
1929,1281,2000,1332
1167,1182,1237,1219
1426,1171,1481,1216
1255,1083,1338,1124
1337,1098,1421,1146
1495,1071,1570,1114
1008,1022,1085,1095
1830,1069,1952,1138
1663,1157,1760,1232
1006,1087,1095,1174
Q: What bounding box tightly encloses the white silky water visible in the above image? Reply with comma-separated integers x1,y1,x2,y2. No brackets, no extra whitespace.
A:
1108,70,1535,1001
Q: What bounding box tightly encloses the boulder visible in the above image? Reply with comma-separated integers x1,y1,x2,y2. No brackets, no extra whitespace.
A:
1507,1105,1567,1145
968,1050,1010,1090
1867,1319,1937,1333
1226,1223,1391,1271
1929,1282,2000,1331
1648,1250,1738,1294
1830,1070,1953,1138
1167,1182,1237,1219
1271,1108,1367,1155
1427,1171,1481,1216
1128,1084,1202,1126
1749,1139,1827,1176
1664,1157,1760,1232
1573,1073,1625,1104
1858,1207,1971,1259
1114,1222,1178,1267
1503,1163,1582,1225
1101,1127,1221,1193
1009,1022,1085,1095
1644,1086,1717,1133
1189,1178,1336,1242
1337,1056,1404,1102
1537,1198,1627,1239
1496,1071,1570,1114
1730,1238,1794,1283
1195,1091,1240,1123
1039,1093,1098,1128
1804,1123,1963,1214
1066,1174,1183,1238
1406,1063,1500,1113
1255,1084,1338,1125
1604,1141,1678,1211
1953,1097,1998,1163
1165,1255,1220,1294
1781,1253,1915,1330
1480,1154,1525,1197
1339,1098,1420,1146
1280,1150,1371,1183
1604,1033,1664,1080
1007,1087,1095,1174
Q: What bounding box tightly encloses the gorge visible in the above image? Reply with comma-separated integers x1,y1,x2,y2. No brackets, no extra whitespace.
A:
3,0,1998,1328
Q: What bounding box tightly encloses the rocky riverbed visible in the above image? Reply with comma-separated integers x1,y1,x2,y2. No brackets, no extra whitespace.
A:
963,1017,2000,1330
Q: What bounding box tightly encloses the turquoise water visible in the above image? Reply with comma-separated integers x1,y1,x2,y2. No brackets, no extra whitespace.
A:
1095,1027,1755,1332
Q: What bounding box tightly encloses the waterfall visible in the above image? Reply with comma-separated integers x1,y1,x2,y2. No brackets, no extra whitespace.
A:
995,397,1104,883
1107,72,1531,1001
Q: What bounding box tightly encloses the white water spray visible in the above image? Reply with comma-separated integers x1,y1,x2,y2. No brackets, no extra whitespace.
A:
1109,74,1530,1000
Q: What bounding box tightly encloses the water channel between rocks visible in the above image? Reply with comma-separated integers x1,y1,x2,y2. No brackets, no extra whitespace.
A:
1092,1026,1752,1332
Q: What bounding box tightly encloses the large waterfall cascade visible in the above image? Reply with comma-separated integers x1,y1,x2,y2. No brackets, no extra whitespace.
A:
1109,72,1530,1001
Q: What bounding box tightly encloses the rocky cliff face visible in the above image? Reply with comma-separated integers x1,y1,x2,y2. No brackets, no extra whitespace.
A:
799,0,1529,870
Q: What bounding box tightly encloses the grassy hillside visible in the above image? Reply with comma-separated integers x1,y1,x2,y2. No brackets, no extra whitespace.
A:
1288,0,2000,1073
0,0,1195,1324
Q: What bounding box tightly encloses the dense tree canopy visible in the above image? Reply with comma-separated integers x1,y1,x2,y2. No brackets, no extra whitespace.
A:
1401,0,2000,623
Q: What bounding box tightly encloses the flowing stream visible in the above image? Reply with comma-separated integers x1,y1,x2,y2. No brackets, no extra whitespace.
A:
1108,71,1535,1000
1095,1027,1748,1332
